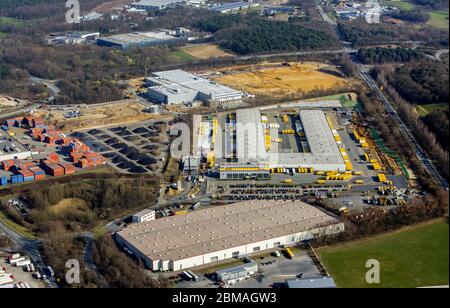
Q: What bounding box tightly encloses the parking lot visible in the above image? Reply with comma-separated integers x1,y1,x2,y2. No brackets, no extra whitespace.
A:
71,119,170,175
174,248,322,289
1,252,45,288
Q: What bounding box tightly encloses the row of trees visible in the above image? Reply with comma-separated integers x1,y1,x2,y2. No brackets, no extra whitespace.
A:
40,233,170,288
389,10,431,23
373,65,449,180
357,47,423,64
358,91,441,192
384,60,449,105
196,11,339,55
24,178,159,234
315,190,449,246
338,19,449,48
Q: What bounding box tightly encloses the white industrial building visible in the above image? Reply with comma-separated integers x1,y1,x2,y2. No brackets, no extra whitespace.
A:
131,0,206,11
145,70,243,105
0,130,32,162
213,108,346,178
116,200,344,271
132,209,156,223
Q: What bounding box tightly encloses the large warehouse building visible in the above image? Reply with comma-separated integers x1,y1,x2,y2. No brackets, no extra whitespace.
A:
145,70,243,105
116,200,344,271
211,108,347,180
96,31,187,50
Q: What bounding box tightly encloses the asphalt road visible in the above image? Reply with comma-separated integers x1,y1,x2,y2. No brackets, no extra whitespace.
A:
315,1,448,189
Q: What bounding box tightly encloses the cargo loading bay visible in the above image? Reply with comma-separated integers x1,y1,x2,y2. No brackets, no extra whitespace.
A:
192,103,409,212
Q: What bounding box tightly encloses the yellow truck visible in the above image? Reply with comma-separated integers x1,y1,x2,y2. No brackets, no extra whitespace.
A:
285,247,294,259
282,179,293,184
355,180,364,184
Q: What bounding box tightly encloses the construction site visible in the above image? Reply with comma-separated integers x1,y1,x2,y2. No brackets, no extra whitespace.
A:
0,115,106,187
31,100,169,132
212,62,351,98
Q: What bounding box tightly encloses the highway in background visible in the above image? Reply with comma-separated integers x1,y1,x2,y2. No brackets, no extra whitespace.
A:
316,0,448,188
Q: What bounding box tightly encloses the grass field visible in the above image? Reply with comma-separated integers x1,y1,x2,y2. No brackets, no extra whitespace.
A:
0,211,35,239
171,50,197,62
317,219,449,288
181,44,233,60
382,0,415,10
215,63,349,97
416,103,448,116
427,10,449,29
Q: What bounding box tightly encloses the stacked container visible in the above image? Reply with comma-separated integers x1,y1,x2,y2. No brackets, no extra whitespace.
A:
19,169,34,182
28,166,46,180
1,177,8,186
59,163,76,175
1,160,15,171
47,152,60,163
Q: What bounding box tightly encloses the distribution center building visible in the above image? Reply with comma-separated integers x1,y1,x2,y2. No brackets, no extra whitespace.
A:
145,70,243,105
116,200,344,271
96,31,187,50
213,108,347,180
131,0,197,11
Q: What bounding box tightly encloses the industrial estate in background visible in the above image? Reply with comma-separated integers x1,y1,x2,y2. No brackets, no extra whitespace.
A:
0,0,448,291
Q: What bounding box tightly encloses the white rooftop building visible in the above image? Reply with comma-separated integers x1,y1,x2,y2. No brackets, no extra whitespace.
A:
132,209,156,223
146,70,243,105
116,200,344,271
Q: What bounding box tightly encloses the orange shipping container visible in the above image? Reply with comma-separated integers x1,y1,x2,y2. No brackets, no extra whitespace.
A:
47,153,60,163
60,163,76,174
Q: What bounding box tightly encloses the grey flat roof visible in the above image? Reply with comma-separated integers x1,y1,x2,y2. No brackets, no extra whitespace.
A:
150,70,242,98
99,31,176,45
286,277,336,288
216,262,258,275
132,0,185,6
235,109,267,162
268,110,345,166
117,200,341,262
211,2,250,11
133,209,155,217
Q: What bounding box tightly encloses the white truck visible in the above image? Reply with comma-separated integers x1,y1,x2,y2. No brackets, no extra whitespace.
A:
15,259,31,267
0,276,13,286
10,257,26,265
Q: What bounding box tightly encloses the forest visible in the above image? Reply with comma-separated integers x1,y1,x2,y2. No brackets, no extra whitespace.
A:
0,0,110,19
0,177,159,235
371,61,449,179
338,19,449,48
357,47,422,64
197,13,339,55
387,59,449,105
388,10,431,23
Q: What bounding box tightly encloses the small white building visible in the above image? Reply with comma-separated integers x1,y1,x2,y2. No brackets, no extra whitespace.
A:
132,209,156,223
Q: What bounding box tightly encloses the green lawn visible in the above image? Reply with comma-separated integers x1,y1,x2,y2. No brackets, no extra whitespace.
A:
416,103,448,116
0,211,36,240
382,0,415,10
427,10,449,29
0,16,24,27
0,32,7,39
317,219,449,288
171,50,197,62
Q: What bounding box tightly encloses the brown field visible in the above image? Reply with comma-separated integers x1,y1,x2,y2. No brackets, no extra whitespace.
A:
214,62,349,97
181,44,233,60
89,0,134,13
33,100,172,132
49,198,88,214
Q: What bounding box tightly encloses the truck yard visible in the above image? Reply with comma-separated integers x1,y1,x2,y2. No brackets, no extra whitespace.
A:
0,252,46,288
